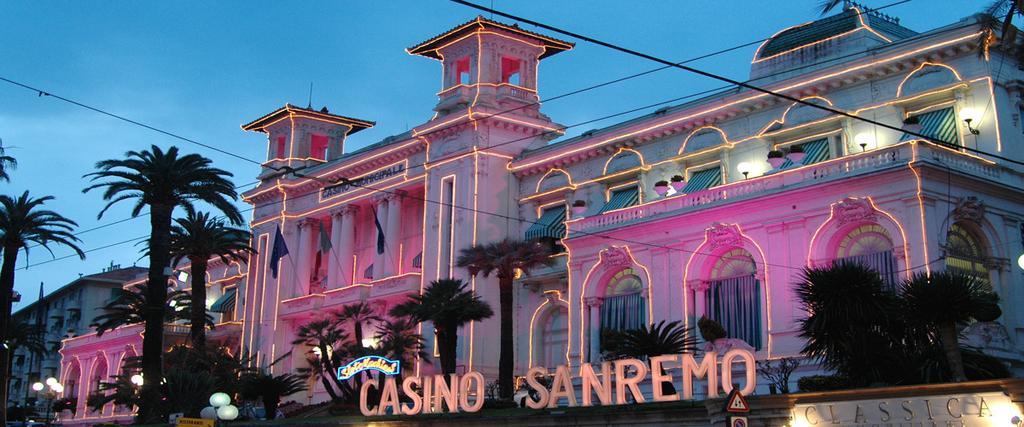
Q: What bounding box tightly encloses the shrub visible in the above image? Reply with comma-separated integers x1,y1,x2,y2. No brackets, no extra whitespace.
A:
698,316,727,342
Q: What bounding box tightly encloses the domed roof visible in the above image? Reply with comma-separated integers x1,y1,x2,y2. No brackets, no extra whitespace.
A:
755,6,916,61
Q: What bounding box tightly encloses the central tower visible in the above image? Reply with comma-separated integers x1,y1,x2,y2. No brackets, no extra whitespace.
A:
407,17,572,377
408,16,573,119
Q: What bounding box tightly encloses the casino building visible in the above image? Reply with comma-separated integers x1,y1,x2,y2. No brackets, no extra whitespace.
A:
57,4,1024,422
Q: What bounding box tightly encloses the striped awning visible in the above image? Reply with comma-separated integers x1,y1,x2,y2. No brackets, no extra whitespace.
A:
682,167,722,193
780,138,831,169
209,288,236,313
598,187,640,214
525,205,567,240
900,107,958,145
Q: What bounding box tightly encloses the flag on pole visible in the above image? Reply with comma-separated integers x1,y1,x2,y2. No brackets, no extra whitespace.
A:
373,207,386,255
318,221,332,253
270,225,289,279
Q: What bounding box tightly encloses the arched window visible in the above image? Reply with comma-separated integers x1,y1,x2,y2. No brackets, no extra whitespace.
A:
835,224,899,291
945,223,989,278
540,307,568,368
600,269,646,349
706,249,762,349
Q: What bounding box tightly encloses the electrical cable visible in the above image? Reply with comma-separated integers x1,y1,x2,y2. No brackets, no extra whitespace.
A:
0,0,931,246
9,2,1003,278
449,0,1024,168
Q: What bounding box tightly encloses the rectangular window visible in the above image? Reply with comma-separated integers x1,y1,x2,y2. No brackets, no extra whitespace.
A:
501,56,521,85
275,136,287,159
779,138,831,169
682,166,723,193
438,177,456,278
455,57,471,85
598,186,639,214
900,107,959,145
310,134,328,160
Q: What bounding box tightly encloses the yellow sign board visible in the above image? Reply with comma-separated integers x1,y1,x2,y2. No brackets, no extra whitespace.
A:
177,417,214,427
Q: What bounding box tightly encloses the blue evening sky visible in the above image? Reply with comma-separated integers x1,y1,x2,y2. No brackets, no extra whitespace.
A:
0,1,968,311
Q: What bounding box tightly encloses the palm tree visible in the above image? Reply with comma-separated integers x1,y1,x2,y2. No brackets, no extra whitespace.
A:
83,145,240,422
0,139,17,183
337,301,381,351
601,320,697,397
239,372,307,420
6,321,46,364
900,271,1001,382
456,239,552,399
375,318,428,386
819,1,1024,64
976,2,1024,65
169,211,254,351
292,317,350,401
91,284,196,336
795,263,919,386
601,320,698,360
390,279,493,378
0,191,83,423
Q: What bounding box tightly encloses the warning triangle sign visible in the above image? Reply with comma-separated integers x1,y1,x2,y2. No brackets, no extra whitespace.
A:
724,389,750,413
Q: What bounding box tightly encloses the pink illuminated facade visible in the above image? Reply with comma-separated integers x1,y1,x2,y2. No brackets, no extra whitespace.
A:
56,6,1024,422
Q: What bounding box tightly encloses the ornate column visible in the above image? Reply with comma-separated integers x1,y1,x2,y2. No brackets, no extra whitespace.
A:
691,280,710,321
335,205,359,287
373,197,389,280
584,297,603,363
385,191,405,276
294,218,316,296
327,210,342,289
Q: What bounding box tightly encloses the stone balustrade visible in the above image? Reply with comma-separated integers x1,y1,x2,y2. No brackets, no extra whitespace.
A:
569,142,1017,235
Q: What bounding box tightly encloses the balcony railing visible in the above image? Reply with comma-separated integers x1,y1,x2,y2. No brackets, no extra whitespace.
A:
496,84,538,103
569,142,1019,235
279,273,422,319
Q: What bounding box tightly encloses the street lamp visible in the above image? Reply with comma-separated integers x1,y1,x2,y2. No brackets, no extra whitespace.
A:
204,392,239,422
31,377,63,426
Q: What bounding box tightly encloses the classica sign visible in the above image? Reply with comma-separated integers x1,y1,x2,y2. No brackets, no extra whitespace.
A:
320,163,405,200
791,392,1019,426
359,349,756,416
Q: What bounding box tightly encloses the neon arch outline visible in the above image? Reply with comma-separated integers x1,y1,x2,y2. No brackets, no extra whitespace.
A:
528,290,570,369
535,167,576,193
576,245,654,365
678,125,730,155
681,223,772,356
896,62,963,98
602,147,646,175
805,197,914,280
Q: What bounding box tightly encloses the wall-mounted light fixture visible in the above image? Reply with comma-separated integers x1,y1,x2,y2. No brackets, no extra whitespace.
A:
737,162,753,180
854,132,875,152
960,107,980,135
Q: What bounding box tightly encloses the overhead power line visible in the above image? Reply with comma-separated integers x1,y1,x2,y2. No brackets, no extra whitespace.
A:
11,0,998,275
0,0,917,247
449,0,1024,168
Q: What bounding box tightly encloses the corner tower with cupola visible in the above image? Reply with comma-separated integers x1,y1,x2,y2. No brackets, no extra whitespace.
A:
407,17,573,376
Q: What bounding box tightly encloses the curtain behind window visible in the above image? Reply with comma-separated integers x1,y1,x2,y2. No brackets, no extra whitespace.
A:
706,275,762,349
836,249,898,292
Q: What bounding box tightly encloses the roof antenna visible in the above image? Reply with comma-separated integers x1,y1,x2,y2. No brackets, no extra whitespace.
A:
307,82,314,109
490,0,494,19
